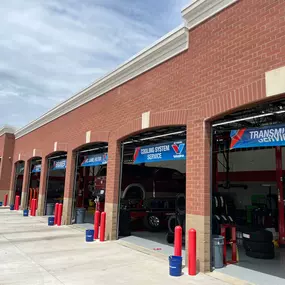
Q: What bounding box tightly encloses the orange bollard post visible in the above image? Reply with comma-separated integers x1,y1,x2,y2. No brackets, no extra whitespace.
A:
174,225,182,257
4,194,8,206
57,203,63,226
54,203,59,225
15,195,20,210
188,228,196,276
94,210,100,239
99,212,106,242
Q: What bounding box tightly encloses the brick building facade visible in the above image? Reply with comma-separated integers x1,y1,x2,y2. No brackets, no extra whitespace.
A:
1,0,285,272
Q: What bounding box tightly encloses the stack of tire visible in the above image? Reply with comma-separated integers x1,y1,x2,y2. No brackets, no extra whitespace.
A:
242,229,274,259
166,194,185,244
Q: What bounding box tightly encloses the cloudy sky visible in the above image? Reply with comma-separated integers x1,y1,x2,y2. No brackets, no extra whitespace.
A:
0,0,190,129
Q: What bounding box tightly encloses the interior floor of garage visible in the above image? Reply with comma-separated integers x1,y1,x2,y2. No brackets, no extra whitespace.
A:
216,245,285,285
120,231,186,259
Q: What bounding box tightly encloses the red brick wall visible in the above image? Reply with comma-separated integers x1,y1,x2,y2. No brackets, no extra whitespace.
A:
0,134,15,200
11,0,285,215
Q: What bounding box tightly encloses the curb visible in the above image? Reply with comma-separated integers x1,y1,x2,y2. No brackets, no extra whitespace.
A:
207,271,255,285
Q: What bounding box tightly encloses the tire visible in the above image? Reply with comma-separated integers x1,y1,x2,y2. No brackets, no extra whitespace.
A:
176,194,185,214
246,250,275,259
243,240,274,254
143,214,161,232
166,232,174,244
168,215,176,233
242,229,273,243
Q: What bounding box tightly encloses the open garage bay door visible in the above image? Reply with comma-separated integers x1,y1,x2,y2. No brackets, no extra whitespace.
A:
211,98,285,284
118,126,186,256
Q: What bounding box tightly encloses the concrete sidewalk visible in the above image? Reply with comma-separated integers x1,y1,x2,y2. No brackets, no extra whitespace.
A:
0,208,231,285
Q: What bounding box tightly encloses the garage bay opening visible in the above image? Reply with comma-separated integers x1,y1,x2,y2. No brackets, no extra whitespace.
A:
45,152,67,215
13,161,25,205
71,143,108,227
27,157,41,210
211,99,285,284
117,126,186,256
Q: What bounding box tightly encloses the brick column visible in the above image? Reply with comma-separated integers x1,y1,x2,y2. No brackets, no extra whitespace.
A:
37,157,48,215
20,161,30,209
105,138,121,240
62,151,76,225
0,133,15,201
185,119,211,273
8,162,16,205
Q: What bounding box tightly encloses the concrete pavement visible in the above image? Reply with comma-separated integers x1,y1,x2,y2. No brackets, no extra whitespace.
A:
0,208,231,285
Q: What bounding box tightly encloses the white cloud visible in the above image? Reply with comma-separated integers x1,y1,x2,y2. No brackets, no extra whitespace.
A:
0,0,190,128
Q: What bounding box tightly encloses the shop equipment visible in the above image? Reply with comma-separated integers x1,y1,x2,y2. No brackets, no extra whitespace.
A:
220,224,237,265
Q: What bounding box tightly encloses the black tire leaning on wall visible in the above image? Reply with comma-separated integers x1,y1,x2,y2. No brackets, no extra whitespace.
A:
243,240,274,254
246,250,275,259
243,229,273,243
168,215,176,233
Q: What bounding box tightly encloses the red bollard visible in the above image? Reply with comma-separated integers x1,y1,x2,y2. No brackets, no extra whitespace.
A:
54,203,59,225
188,228,196,276
57,203,63,226
4,194,8,206
174,225,182,256
99,212,106,242
94,210,100,239
15,195,20,210
32,199,37,216
31,199,35,216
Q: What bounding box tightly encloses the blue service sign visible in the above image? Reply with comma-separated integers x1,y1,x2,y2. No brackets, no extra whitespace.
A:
81,153,108,167
51,159,67,170
133,140,186,164
32,164,41,173
230,124,285,149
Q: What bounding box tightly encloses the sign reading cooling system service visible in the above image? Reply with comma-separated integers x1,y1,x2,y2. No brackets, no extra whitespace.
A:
133,140,186,164
230,124,285,149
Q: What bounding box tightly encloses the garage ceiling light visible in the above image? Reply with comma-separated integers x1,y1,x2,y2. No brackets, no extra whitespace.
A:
212,110,285,127
79,146,108,154
123,130,186,145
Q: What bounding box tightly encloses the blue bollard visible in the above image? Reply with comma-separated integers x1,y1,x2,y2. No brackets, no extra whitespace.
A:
169,255,182,277
86,229,94,242
23,209,29,216
10,204,14,211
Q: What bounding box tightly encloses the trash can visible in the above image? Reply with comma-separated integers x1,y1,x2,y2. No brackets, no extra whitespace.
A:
0,202,2,206
169,255,182,277
86,229,94,242
46,203,55,216
75,208,86,224
48,217,55,226
212,235,224,269
10,204,14,211
23,209,29,216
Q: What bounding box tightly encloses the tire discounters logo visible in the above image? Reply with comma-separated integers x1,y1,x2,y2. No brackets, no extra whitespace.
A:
133,140,186,164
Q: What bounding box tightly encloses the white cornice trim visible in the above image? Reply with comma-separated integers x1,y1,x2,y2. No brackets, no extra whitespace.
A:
182,0,239,30
15,26,189,139
0,125,15,136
